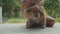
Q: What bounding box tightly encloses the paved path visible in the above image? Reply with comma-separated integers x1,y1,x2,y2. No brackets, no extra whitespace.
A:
0,23,60,34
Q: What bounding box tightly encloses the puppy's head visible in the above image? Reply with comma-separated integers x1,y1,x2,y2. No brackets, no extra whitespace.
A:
26,7,43,22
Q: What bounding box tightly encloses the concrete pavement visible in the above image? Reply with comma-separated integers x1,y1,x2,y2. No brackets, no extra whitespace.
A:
0,23,60,34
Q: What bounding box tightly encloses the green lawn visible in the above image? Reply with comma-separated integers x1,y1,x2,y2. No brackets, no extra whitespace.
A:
7,18,26,23
3,18,27,23
55,18,60,22
3,18,60,23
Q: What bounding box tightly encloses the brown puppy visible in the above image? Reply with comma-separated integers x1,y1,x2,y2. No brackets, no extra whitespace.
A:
21,0,55,28
26,6,46,28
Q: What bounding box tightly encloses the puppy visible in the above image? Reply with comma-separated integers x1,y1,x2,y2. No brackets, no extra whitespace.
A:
26,6,46,28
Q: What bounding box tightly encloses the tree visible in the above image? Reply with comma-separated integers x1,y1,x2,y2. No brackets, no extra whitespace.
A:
2,0,21,18
0,0,2,6
44,0,60,18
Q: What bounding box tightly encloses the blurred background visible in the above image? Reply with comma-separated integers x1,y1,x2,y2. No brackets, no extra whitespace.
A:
0,0,60,23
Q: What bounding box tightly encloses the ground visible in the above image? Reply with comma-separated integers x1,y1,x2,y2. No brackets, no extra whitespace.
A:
0,23,60,34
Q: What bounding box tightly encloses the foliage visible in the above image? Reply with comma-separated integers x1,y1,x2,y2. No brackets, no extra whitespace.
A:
44,0,60,18
0,0,2,6
1,0,60,18
2,0,22,18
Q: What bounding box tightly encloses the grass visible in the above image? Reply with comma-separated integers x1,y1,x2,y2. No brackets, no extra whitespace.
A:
55,18,60,22
3,18,27,23
3,18,60,23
